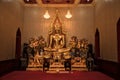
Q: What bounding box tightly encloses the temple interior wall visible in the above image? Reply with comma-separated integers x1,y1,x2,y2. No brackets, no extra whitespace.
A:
95,0,120,62
0,0,24,61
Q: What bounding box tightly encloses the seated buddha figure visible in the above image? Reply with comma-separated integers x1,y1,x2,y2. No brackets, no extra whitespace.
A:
45,16,67,52
44,15,70,61
49,24,65,50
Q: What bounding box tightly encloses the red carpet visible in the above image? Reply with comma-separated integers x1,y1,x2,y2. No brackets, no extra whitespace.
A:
0,71,114,80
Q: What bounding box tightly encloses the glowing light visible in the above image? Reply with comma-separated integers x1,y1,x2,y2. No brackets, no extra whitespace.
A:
43,10,50,19
65,10,72,19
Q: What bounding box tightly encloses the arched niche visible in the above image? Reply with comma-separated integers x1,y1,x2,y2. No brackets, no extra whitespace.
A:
95,28,100,59
15,28,21,59
117,18,120,63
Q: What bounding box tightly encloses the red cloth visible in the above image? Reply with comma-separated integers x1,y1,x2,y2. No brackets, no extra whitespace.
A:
0,71,114,80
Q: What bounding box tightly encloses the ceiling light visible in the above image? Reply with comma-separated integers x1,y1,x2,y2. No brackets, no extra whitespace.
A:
87,0,90,2
65,0,72,19
65,9,72,19
43,0,50,19
43,10,50,19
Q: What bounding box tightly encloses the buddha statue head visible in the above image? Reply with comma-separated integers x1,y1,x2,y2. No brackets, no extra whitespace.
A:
54,21,62,34
51,13,63,35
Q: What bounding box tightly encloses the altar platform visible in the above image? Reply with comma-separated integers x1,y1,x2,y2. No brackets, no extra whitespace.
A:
23,12,94,72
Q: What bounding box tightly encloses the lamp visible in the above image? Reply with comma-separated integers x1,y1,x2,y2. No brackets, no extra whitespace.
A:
65,0,72,19
43,0,50,19
44,10,50,19
65,9,72,19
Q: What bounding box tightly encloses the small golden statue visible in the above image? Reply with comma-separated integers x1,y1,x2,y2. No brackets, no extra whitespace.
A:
69,36,78,48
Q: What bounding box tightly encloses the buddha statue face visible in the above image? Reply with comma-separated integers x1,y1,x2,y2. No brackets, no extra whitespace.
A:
54,20,62,34
54,24,60,33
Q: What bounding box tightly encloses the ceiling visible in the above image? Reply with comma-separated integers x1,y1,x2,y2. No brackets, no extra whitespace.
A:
23,0,94,7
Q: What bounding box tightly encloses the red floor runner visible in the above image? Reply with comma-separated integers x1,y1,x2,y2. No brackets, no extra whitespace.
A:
0,71,114,80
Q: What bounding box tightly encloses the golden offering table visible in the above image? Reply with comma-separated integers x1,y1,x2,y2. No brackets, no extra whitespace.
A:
49,62,65,71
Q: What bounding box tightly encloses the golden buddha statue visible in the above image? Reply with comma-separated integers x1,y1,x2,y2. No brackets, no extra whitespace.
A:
49,22,65,50
44,12,67,52
44,11,70,61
